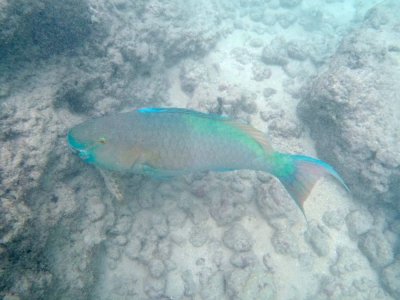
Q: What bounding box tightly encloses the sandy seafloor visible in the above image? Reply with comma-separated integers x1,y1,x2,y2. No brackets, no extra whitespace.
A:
1,0,400,299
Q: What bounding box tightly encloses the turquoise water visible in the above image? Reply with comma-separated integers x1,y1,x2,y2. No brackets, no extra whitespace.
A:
0,0,399,299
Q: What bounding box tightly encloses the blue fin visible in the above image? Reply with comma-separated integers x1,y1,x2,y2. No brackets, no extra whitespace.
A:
137,107,228,120
274,154,349,217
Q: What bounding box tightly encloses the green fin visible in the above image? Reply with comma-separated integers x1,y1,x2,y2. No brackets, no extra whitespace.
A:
225,119,274,154
139,164,182,180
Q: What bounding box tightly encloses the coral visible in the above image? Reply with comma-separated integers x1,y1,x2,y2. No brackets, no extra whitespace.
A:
271,229,299,258
261,38,289,66
358,230,394,269
298,0,400,206
382,258,400,299
304,222,330,257
252,63,272,81
329,247,365,276
223,224,254,252
279,0,302,8
179,59,210,95
225,267,276,299
346,209,374,237
0,0,94,61
230,252,258,269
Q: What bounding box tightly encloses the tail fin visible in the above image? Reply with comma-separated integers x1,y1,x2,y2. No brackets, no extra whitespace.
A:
273,154,349,216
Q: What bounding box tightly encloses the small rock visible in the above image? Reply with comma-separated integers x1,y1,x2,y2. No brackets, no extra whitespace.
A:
256,172,272,183
278,13,297,29
231,47,253,65
167,208,187,228
268,118,303,138
261,38,288,66
209,194,246,226
286,41,308,60
143,278,166,299
252,63,272,81
181,270,197,296
165,271,185,299
255,180,296,222
322,209,345,230
148,259,165,278
358,230,394,268
179,59,209,95
249,38,263,48
262,13,277,26
0,82,11,98
330,247,364,276
196,258,205,266
111,215,133,235
151,214,169,238
85,197,106,222
226,268,276,299
249,9,264,22
114,235,128,246
223,224,254,252
263,88,277,99
280,0,302,8
106,245,121,261
230,252,257,269
189,226,209,247
212,248,224,268
157,239,172,260
188,204,209,225
0,198,31,244
262,254,275,273
271,229,299,258
200,271,225,299
125,237,142,260
346,210,373,237
304,223,330,257
382,258,400,299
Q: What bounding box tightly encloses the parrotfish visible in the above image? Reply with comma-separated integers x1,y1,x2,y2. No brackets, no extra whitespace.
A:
67,107,348,213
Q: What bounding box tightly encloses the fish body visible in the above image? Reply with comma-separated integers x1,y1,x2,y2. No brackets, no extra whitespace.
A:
68,107,348,213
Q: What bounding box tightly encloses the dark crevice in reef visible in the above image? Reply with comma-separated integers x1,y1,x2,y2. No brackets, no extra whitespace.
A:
0,0,98,68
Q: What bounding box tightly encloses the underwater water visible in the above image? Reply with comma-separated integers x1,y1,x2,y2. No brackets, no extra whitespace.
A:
1,0,399,299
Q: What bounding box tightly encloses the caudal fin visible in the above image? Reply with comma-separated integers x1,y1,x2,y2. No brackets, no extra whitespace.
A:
273,154,349,216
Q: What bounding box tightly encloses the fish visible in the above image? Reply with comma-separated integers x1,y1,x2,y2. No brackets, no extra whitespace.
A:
67,107,349,214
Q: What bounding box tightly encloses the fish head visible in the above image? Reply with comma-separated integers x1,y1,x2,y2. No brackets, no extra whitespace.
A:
67,115,135,171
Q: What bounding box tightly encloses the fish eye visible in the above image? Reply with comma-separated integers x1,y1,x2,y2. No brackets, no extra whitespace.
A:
98,137,107,144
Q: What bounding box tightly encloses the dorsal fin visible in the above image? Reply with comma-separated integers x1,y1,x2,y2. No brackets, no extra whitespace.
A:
137,107,273,153
225,120,274,154
137,107,228,120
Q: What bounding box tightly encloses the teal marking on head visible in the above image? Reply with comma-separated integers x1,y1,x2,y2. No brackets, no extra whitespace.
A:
67,132,96,164
67,132,86,151
78,149,96,163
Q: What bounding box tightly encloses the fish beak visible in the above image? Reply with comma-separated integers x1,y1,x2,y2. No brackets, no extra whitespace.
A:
66,132,96,163
67,132,84,152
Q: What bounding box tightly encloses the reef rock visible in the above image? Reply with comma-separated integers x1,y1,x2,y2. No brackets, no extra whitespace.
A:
298,0,400,206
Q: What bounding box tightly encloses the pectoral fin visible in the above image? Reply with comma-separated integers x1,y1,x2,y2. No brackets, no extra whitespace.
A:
98,169,124,202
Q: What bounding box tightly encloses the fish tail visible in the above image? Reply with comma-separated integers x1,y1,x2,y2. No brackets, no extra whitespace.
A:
271,153,349,216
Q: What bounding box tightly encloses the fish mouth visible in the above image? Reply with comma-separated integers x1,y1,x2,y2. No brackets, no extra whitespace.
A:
67,132,93,161
67,132,84,152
